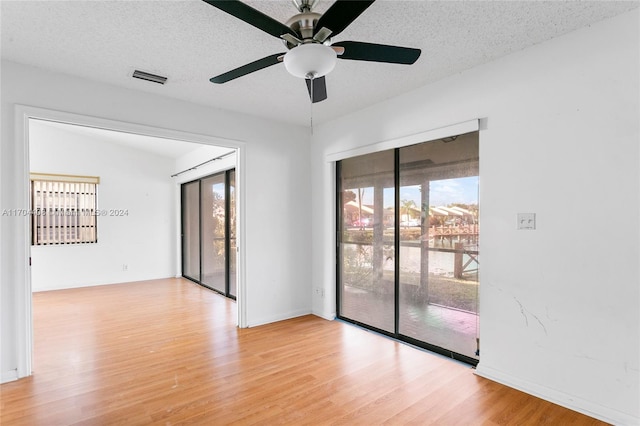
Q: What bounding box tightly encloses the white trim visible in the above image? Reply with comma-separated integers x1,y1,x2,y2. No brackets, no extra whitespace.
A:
326,119,479,162
475,364,639,425
15,107,33,379
246,308,312,328
312,311,336,321
325,160,337,319
1,368,18,384
14,104,249,380
236,149,247,328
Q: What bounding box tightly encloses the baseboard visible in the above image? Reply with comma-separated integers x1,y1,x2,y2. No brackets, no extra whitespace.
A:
247,308,312,328
1,368,18,384
311,309,336,321
475,364,639,425
33,276,179,292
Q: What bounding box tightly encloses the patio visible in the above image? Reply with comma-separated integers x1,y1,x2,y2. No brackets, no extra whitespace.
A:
340,278,479,360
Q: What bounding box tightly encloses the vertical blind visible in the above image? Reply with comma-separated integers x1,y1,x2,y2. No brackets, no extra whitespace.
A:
30,173,99,245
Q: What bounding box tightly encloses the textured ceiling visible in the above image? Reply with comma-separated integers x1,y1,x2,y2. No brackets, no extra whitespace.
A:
2,0,638,127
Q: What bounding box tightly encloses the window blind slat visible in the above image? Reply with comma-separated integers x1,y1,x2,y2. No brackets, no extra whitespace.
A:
45,181,51,244
62,182,67,244
54,182,60,243
79,182,85,242
75,182,80,243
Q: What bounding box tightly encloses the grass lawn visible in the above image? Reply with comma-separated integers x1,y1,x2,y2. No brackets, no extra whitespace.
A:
427,275,478,313
344,269,479,313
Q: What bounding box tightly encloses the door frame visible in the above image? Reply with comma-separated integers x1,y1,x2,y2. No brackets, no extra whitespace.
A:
181,169,236,299
332,119,481,365
14,104,247,379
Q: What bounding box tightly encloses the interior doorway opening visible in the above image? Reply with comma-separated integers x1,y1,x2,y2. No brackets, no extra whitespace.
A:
16,105,245,379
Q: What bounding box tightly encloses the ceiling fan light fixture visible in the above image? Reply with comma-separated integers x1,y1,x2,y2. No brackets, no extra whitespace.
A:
283,43,337,79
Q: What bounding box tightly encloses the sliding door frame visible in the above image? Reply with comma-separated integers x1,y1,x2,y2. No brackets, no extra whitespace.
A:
334,120,481,366
181,180,202,283
181,169,236,299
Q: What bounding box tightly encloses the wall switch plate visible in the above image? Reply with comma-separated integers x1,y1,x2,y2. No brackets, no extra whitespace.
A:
517,213,536,230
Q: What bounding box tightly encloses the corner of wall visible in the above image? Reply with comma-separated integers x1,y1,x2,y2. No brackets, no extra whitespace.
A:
475,364,639,426
1,368,18,384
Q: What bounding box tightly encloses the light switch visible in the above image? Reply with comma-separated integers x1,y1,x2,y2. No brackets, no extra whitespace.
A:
517,213,536,230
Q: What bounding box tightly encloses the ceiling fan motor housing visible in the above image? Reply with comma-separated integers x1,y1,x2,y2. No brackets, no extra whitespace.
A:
285,11,321,47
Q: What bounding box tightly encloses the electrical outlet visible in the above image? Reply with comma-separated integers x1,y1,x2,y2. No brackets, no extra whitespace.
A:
517,213,536,230
122,264,128,271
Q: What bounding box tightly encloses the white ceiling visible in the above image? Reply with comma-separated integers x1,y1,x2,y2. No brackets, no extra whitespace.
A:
31,119,231,160
2,0,638,127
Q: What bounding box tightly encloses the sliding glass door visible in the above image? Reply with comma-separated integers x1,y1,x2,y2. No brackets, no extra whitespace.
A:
338,150,395,333
182,181,200,282
228,170,237,297
201,173,226,293
182,169,236,299
338,133,479,363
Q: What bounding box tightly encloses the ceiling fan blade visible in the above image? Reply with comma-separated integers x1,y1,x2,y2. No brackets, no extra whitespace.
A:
210,53,285,84
305,77,328,103
314,0,375,40
202,0,299,39
333,41,421,64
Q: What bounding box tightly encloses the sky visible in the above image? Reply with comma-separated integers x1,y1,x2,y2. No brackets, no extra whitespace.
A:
354,176,478,208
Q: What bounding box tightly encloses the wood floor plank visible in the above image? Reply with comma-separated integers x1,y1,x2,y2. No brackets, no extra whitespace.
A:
1,278,607,425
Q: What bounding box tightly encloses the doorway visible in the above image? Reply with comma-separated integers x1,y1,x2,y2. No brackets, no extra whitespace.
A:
14,105,246,379
337,131,479,364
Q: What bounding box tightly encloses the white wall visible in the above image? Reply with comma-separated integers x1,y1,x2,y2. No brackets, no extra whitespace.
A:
311,10,638,425
1,61,312,381
29,120,176,291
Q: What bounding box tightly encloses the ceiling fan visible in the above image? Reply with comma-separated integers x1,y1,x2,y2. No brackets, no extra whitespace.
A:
203,0,421,103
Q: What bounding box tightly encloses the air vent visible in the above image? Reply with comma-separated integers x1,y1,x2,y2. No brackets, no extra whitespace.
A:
132,70,167,85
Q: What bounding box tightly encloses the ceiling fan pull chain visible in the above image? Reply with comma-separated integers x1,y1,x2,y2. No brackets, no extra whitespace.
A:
307,73,314,134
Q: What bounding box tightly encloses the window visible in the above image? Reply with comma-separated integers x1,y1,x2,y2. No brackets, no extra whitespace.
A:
30,173,99,245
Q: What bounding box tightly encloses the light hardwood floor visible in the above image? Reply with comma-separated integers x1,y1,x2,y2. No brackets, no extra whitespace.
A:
1,278,606,425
